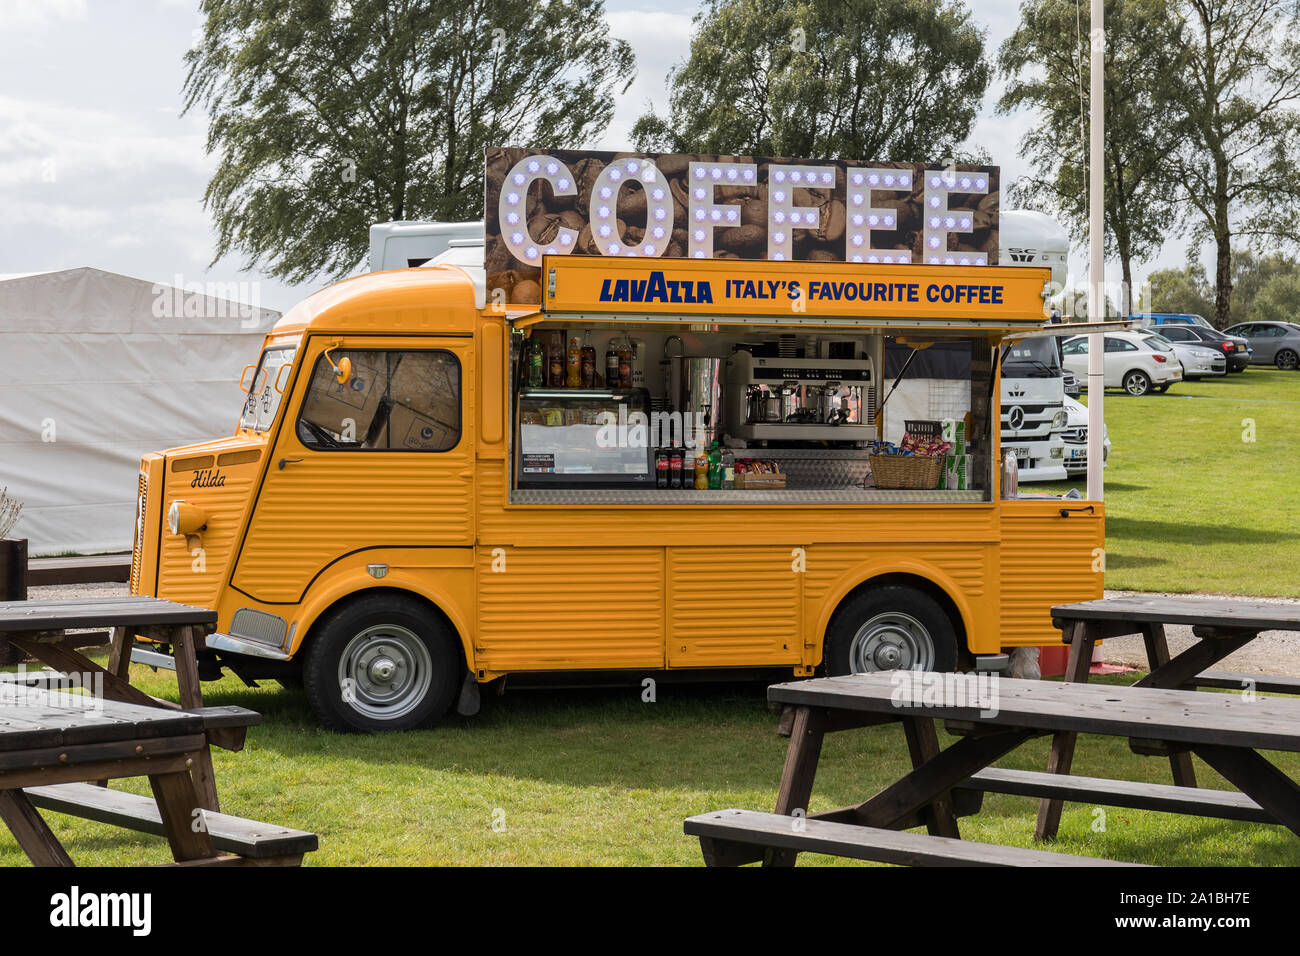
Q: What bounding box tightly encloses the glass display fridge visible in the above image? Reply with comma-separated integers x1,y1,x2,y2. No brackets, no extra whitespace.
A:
515,388,655,488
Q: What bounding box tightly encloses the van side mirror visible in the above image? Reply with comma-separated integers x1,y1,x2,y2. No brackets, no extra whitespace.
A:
322,344,352,385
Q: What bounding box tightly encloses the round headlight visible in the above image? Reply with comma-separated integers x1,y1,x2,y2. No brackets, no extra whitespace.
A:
167,500,208,535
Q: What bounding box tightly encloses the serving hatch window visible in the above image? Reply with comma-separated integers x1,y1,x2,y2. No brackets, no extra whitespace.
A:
296,349,461,452
240,345,298,433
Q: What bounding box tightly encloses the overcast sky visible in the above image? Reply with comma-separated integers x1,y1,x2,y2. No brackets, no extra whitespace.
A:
0,0,1193,315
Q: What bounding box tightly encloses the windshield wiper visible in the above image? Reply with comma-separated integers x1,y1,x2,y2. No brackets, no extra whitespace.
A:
1003,359,1060,376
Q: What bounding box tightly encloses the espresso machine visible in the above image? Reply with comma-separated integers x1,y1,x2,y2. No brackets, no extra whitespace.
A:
726,351,876,442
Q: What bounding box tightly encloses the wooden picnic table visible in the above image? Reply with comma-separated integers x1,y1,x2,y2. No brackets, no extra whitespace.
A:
0,689,315,866
0,597,222,809
684,671,1300,867
1036,595,1300,841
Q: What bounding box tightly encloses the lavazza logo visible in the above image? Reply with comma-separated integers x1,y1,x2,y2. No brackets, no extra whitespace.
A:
49,886,152,936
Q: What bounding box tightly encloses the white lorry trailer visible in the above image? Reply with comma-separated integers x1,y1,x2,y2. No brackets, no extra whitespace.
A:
997,210,1070,482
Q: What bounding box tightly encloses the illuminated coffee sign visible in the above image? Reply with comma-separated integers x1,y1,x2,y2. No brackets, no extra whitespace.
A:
484,147,999,304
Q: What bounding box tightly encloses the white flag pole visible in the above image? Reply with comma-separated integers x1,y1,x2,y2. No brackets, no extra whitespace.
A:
1086,0,1105,502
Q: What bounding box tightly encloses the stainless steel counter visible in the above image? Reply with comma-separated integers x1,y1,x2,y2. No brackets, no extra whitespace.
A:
509,488,988,505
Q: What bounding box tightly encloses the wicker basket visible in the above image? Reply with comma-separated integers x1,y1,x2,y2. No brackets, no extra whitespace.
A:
869,454,943,490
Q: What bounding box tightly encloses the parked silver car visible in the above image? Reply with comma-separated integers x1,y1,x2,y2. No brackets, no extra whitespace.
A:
1146,331,1226,378
1143,323,1251,373
1222,321,1300,370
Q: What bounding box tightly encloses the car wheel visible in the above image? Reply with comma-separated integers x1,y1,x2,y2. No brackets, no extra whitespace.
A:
1276,349,1299,370
824,585,958,675
303,594,460,732
1157,383,1171,392
1123,370,1152,396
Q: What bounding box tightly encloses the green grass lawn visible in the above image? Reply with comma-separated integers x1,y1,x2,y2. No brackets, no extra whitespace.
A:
2,663,1299,866
1039,365,1300,597
4,369,1300,867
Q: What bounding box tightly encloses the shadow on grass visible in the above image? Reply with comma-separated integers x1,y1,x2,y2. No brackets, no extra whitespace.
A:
1104,554,1172,571
206,678,831,794
1107,515,1300,546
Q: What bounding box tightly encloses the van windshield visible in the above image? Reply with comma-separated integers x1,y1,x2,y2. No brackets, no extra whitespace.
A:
240,345,299,432
1002,337,1062,378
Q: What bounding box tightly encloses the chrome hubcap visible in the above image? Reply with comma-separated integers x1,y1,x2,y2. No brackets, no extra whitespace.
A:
368,656,398,682
338,624,432,721
1125,373,1146,395
848,612,935,673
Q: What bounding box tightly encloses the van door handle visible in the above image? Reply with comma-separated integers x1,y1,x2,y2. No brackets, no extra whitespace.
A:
278,457,303,470
1058,505,1095,517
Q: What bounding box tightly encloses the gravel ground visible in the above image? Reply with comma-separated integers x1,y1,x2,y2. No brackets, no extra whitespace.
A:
29,582,128,602
28,582,1300,678
1093,589,1300,677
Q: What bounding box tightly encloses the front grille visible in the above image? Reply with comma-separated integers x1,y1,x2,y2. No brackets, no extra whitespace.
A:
1061,427,1087,443
230,608,289,649
130,472,146,594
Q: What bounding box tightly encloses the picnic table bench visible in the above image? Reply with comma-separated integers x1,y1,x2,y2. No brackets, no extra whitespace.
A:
1036,595,1300,840
685,671,1300,866
0,597,227,809
0,690,317,866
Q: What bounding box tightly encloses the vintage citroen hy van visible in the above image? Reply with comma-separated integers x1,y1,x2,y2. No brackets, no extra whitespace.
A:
128,247,1103,731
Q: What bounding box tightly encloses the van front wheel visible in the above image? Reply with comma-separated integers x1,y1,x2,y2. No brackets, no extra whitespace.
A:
303,595,459,732
824,586,958,675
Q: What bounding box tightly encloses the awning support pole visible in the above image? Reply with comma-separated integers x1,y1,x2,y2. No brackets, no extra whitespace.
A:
1086,0,1105,503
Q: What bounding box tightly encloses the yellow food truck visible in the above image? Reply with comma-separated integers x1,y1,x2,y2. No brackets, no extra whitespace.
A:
129,149,1104,731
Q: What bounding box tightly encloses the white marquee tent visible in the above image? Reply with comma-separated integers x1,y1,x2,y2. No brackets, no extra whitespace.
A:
0,267,279,555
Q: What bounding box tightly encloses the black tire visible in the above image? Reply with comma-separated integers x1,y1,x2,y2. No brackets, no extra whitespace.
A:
1156,383,1170,392
823,585,959,676
303,594,460,732
1276,349,1298,370
1122,369,1152,396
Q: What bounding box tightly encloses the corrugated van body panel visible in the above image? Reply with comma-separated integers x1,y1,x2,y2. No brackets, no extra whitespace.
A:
999,500,1105,647
666,548,801,667
473,546,664,670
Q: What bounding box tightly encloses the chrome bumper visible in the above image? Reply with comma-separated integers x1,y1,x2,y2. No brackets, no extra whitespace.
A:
130,646,177,671
205,632,292,661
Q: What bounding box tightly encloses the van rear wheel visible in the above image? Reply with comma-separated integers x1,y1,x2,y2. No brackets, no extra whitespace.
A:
303,595,459,732
824,585,958,676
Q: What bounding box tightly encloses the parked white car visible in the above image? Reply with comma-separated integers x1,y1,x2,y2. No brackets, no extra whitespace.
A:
1060,397,1111,476
1060,330,1183,396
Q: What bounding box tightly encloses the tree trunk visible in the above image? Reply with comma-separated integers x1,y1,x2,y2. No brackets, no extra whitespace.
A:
1212,158,1232,328
1120,254,1133,316
1213,219,1232,329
